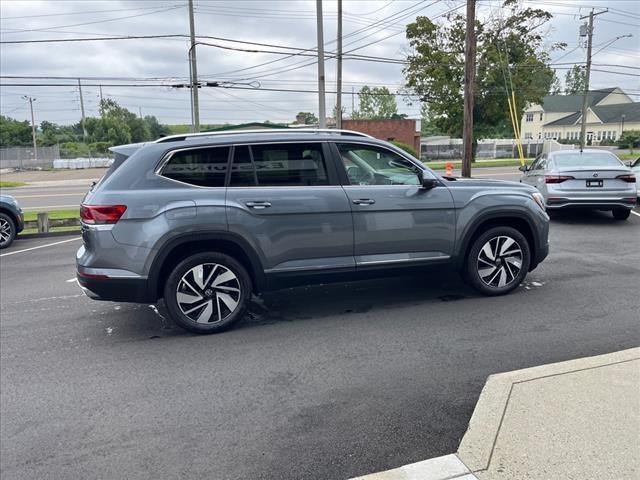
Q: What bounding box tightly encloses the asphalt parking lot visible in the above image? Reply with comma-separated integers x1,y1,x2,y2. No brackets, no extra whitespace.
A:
1,207,639,480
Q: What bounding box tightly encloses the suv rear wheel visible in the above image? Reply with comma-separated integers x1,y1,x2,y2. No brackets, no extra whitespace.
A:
164,252,251,334
465,226,530,296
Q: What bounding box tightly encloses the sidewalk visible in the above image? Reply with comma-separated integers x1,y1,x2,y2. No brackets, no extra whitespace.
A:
353,348,640,480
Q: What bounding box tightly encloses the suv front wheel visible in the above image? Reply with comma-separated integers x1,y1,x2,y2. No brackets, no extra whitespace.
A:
164,252,252,334
465,226,531,296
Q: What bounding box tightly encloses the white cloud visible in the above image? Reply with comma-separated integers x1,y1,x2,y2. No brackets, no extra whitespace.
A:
1,0,638,126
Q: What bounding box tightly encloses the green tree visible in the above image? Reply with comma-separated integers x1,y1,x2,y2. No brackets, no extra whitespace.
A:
352,86,399,119
144,115,170,139
295,112,319,125
550,71,563,95
0,115,33,147
618,130,640,153
564,65,586,94
420,104,443,136
404,0,560,140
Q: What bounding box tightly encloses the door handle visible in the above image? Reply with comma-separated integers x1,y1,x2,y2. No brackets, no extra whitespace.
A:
245,201,271,209
352,198,375,205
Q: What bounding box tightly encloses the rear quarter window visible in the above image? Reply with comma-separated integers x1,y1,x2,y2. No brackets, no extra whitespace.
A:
160,147,230,187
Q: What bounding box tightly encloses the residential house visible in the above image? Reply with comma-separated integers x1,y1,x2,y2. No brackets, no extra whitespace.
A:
520,87,640,145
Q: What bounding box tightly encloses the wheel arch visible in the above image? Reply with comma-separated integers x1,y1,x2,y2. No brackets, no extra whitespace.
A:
454,211,537,271
0,207,19,228
147,232,266,301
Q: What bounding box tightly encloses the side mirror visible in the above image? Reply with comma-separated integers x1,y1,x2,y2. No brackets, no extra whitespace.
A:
625,161,633,167
518,165,530,172
420,176,438,189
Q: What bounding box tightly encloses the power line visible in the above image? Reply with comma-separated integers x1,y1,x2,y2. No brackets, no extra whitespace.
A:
0,6,184,35
0,4,183,21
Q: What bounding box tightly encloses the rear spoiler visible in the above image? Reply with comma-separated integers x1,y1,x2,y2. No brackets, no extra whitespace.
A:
108,142,148,162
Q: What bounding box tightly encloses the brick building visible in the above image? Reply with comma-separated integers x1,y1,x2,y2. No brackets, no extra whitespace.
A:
341,119,421,152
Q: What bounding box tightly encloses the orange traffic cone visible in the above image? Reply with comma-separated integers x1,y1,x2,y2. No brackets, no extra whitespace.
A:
445,162,453,177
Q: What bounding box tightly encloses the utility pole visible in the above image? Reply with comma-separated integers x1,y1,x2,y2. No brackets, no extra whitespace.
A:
139,107,143,119
352,86,355,115
22,96,37,167
188,0,200,132
462,0,476,178
579,9,607,150
316,0,327,128
78,78,87,140
336,0,343,129
99,84,104,116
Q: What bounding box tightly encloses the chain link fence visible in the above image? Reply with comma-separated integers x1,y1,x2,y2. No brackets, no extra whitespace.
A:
0,146,61,169
420,141,544,161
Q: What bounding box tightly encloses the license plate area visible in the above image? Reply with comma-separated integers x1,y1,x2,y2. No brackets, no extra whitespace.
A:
586,179,603,187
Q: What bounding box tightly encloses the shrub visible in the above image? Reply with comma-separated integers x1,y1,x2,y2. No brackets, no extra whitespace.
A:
390,140,419,158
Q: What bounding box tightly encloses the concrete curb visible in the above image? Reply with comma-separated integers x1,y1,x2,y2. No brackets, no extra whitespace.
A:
457,347,640,472
351,454,477,480
351,348,640,480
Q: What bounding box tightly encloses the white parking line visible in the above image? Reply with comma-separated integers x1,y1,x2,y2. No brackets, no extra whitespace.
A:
0,237,81,257
631,210,640,218
65,277,77,283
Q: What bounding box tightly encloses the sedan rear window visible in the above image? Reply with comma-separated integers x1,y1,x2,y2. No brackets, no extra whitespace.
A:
552,153,623,168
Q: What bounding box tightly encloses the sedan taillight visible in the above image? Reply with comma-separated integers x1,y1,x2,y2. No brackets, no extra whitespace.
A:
545,175,574,184
615,174,636,183
80,204,127,224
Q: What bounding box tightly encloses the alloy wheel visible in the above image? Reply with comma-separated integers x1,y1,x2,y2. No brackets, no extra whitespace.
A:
0,218,12,246
176,263,241,324
476,235,523,288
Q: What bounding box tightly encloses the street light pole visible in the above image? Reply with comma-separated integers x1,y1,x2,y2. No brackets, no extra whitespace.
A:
22,95,37,168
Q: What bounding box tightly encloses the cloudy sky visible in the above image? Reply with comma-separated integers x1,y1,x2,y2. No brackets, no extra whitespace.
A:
1,0,638,126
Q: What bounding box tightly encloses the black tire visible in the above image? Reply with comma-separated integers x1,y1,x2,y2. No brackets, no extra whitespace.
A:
0,213,16,249
612,208,631,221
465,226,531,296
163,252,252,334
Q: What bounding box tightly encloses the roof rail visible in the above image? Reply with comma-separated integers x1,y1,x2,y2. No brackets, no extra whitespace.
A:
154,128,373,143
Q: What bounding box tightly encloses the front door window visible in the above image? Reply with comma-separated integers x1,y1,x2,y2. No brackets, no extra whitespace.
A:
336,143,421,186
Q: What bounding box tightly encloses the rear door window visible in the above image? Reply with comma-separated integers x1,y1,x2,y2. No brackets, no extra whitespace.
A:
160,147,230,187
229,143,329,187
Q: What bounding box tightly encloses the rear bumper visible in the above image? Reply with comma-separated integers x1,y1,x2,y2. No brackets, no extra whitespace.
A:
546,197,636,210
77,273,153,303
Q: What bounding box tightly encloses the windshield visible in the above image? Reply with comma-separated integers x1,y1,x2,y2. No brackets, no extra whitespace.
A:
552,152,623,168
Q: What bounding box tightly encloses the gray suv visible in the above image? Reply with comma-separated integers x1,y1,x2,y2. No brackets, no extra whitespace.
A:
77,130,549,334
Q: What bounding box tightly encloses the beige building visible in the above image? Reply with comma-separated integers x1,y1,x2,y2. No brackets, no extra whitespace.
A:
520,87,640,145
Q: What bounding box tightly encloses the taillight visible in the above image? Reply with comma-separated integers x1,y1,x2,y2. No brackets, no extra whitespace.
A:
616,174,636,183
80,204,127,224
545,175,574,184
